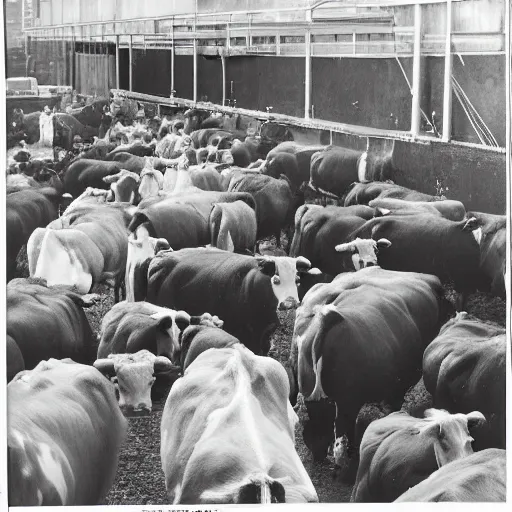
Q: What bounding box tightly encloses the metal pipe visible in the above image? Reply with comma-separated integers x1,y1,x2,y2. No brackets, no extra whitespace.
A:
115,35,120,89
442,0,453,142
193,38,198,102
171,20,175,93
128,34,133,92
305,27,311,119
221,53,226,106
410,2,422,137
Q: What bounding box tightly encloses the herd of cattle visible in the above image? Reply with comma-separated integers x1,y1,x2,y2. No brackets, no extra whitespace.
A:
5,99,507,505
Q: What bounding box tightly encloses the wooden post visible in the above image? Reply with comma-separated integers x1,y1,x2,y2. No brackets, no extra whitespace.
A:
305,27,311,119
221,53,226,106
352,31,356,55
115,35,120,89
410,3,422,137
128,34,133,92
442,0,453,142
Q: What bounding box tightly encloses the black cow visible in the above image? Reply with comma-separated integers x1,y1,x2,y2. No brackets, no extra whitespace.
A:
289,204,389,276
6,188,59,281
72,98,110,128
105,141,155,159
6,278,97,375
369,197,467,221
128,191,257,252
423,312,506,451
227,171,295,248
345,181,445,206
348,213,485,308
146,248,320,355
289,267,453,477
63,159,124,197
465,211,506,299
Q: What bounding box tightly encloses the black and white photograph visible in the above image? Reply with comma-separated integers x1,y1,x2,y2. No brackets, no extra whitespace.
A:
1,0,510,507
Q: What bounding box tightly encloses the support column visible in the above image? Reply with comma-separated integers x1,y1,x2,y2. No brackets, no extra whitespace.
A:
410,3,422,137
171,22,175,94
442,0,453,142
305,27,311,119
115,35,120,89
128,35,133,92
221,53,226,106
193,38,198,102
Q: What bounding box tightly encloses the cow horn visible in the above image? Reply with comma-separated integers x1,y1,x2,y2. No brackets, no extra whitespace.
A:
335,241,356,253
103,173,121,183
376,238,392,249
153,356,174,373
93,359,116,375
462,217,479,232
296,256,312,271
466,411,486,429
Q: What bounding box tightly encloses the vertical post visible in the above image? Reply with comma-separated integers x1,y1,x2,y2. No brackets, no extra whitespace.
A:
128,34,133,92
193,35,198,102
442,0,453,142
115,35,120,89
221,53,226,106
171,21,175,93
410,3,422,137
305,25,311,119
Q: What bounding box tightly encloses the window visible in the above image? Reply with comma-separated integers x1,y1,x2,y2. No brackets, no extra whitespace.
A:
312,34,335,43
280,35,305,44
252,36,276,45
230,37,246,46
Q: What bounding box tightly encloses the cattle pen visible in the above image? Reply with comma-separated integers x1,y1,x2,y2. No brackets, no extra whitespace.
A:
5,0,509,507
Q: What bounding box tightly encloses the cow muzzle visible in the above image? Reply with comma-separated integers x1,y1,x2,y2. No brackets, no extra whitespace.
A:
277,297,299,311
121,404,152,418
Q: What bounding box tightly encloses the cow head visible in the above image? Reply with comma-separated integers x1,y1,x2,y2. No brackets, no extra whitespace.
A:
255,255,321,311
417,409,486,467
335,237,392,270
302,399,337,462
93,349,177,417
103,169,141,203
139,167,164,200
235,475,286,504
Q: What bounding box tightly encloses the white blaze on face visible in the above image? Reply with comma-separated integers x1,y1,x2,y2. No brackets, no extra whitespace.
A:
335,238,381,271
472,227,483,245
150,310,185,361
269,257,301,310
115,361,156,414
163,168,179,193
357,151,368,182
32,230,92,294
139,169,164,199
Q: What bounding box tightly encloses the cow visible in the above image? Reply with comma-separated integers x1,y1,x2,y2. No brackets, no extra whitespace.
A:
369,197,466,221
394,448,506,502
422,312,506,450
155,132,192,159
160,344,318,504
209,200,258,253
128,191,257,253
190,128,235,149
348,213,485,308
93,301,222,416
344,181,445,206
8,358,127,506
103,169,141,204
227,172,295,248
6,188,60,282
289,204,391,276
465,211,506,299
27,203,132,302
72,97,110,128
7,278,98,372
288,266,453,476
146,248,321,355
266,142,327,188
63,159,124,198
351,408,486,502
106,152,148,173
105,140,155,158
139,167,165,200
178,324,240,371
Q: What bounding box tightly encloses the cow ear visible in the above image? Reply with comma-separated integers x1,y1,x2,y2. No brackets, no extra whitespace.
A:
175,311,191,331
153,356,176,374
256,256,276,275
93,359,116,377
466,411,486,430
376,238,392,249
462,217,479,232
155,238,171,252
307,267,323,275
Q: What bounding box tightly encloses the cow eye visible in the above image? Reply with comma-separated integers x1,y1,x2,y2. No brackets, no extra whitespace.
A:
272,275,281,285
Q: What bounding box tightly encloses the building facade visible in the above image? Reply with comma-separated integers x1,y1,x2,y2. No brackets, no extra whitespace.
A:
20,0,507,147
